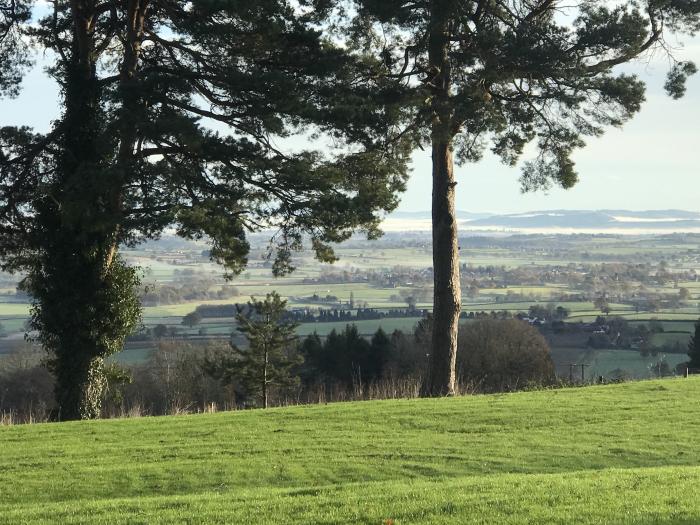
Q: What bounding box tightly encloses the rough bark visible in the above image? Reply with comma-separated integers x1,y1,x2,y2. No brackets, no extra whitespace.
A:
427,140,461,396
425,0,461,396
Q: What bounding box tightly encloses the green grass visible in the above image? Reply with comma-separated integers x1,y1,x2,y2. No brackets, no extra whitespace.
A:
110,344,156,364
0,316,28,332
650,331,691,348
2,379,700,523
550,348,689,379
583,349,688,377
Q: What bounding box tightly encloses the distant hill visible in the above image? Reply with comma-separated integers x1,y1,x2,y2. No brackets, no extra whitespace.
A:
388,209,700,232
390,210,492,220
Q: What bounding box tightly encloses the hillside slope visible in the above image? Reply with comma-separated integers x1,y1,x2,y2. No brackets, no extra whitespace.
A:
1,379,700,524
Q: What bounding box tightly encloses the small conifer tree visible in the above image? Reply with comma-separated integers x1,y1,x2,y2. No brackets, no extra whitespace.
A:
206,293,300,409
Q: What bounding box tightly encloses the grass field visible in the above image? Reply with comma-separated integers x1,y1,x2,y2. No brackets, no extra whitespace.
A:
1,378,699,524
549,347,689,379
0,304,29,316
585,349,688,377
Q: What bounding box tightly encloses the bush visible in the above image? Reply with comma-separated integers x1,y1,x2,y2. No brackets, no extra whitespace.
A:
457,319,555,392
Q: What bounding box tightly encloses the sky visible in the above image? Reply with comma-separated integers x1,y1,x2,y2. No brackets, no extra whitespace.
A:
1,31,699,215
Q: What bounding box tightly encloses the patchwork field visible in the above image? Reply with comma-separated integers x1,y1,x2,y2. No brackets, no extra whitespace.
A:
1,378,699,524
3,233,700,381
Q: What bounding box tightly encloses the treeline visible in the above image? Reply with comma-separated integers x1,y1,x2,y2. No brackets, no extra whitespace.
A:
0,318,557,420
303,266,434,288
191,304,428,322
141,281,238,306
288,307,429,323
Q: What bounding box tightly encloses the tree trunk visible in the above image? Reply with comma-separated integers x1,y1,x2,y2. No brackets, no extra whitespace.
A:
26,0,140,420
46,3,108,419
55,356,107,420
263,346,269,409
427,141,461,396
424,0,461,396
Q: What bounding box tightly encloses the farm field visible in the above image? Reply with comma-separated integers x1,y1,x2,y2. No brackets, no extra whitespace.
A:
549,348,688,379
4,232,700,379
1,378,699,524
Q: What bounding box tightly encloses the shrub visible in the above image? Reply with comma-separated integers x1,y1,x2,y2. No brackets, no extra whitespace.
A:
457,319,555,392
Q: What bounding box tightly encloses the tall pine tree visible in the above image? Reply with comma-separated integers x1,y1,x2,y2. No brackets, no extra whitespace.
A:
0,1,411,419
341,0,699,395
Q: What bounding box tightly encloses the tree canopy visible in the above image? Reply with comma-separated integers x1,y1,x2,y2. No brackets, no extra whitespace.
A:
0,0,411,418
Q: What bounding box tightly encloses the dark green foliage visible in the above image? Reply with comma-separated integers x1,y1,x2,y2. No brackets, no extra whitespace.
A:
321,325,371,385
204,293,301,408
152,324,168,339
300,325,393,387
0,0,31,97
23,256,142,420
0,1,410,418
368,328,392,380
297,332,325,384
350,0,698,190
528,304,570,322
666,61,699,99
688,320,700,371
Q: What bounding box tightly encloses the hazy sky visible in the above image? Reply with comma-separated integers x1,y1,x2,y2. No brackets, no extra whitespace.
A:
404,40,700,214
1,34,698,215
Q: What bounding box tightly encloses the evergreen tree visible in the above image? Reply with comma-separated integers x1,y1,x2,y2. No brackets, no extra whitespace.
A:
340,324,371,385
368,327,392,382
688,320,700,371
317,328,338,380
206,293,300,409
344,0,699,395
297,331,324,385
0,1,410,418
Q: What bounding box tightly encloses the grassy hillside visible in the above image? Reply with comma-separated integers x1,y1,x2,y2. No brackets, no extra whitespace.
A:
2,379,700,524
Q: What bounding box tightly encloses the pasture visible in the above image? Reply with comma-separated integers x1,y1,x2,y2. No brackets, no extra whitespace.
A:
1,378,699,523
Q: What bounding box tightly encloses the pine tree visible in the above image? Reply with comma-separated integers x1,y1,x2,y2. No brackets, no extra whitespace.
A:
0,1,410,418
298,332,324,385
344,0,699,395
206,293,301,409
368,327,392,382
